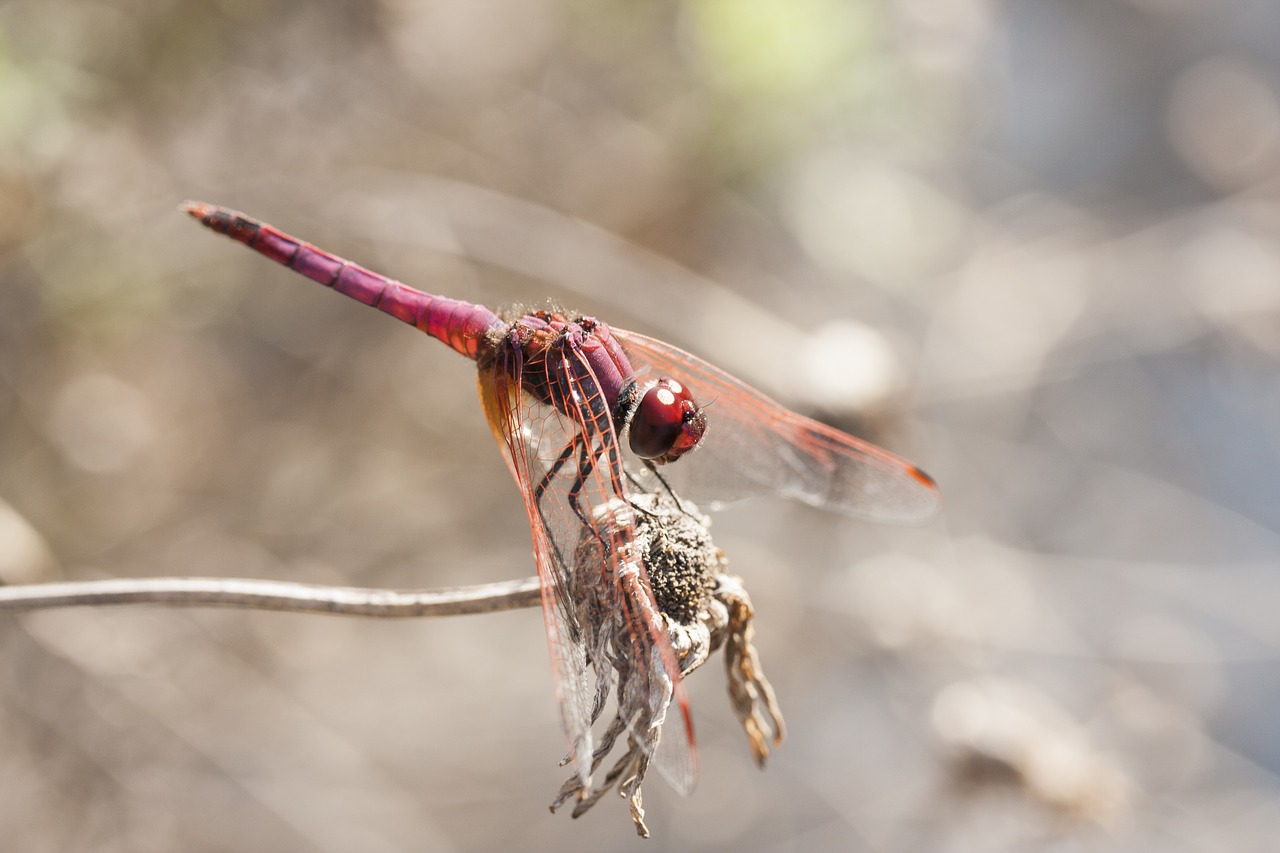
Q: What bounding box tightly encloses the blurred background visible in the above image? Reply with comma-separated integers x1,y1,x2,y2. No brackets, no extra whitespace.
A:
2,0,1279,850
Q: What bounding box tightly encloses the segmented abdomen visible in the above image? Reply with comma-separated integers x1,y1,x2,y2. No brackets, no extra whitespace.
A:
185,202,501,360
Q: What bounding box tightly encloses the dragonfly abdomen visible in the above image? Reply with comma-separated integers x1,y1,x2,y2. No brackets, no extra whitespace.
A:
184,202,501,360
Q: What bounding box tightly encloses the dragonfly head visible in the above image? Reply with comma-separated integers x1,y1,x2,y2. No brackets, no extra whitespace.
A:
628,377,706,464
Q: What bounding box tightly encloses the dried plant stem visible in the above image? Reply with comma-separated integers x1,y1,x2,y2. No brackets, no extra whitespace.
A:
0,576,542,618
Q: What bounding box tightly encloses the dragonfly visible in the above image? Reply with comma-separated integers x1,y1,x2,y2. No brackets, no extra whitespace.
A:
184,201,940,799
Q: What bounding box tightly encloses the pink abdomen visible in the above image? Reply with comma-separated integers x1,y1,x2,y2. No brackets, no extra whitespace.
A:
185,202,501,360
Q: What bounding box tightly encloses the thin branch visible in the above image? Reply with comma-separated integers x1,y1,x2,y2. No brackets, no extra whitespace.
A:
0,576,542,618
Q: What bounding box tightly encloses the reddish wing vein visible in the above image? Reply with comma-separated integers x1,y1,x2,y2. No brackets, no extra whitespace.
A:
612,328,941,524
477,339,697,796
478,368,596,789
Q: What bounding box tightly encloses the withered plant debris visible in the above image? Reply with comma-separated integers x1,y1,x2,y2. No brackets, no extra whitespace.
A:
552,491,784,837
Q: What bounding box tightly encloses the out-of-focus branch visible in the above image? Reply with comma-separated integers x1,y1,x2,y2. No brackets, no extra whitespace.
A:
0,576,542,617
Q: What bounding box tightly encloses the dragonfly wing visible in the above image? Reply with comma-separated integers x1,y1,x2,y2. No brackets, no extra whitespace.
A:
478,368,597,787
613,328,941,523
478,341,698,796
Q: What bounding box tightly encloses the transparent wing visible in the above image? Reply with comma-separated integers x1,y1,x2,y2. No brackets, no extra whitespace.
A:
478,368,597,788
477,341,698,796
612,328,941,523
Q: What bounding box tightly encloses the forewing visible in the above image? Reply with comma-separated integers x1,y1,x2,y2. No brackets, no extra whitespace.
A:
613,328,941,523
478,341,698,796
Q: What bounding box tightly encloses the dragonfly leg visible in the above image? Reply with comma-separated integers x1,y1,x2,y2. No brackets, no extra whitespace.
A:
621,469,660,520
642,459,693,517
531,438,585,619
564,439,599,528
530,435,599,529
533,439,579,509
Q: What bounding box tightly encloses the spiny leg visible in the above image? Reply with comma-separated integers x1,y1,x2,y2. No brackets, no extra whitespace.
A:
534,438,580,510
564,437,601,528
642,459,693,517
621,469,661,520
532,437,584,627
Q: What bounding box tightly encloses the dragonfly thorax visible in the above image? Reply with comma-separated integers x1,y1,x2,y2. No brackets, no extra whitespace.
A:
497,312,708,467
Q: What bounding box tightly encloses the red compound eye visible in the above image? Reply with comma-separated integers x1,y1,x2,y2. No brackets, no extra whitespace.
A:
628,378,706,463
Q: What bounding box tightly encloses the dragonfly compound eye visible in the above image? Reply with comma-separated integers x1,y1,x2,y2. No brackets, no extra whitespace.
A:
629,378,706,463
